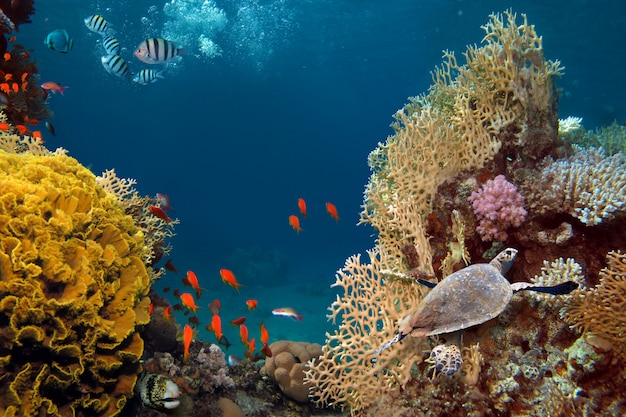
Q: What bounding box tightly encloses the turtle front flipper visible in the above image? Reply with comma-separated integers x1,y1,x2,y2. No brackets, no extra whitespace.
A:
372,332,407,355
511,280,578,295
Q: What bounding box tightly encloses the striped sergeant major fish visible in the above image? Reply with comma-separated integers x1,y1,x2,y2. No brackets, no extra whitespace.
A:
84,15,115,36
101,54,130,78
102,36,121,56
134,38,183,65
133,69,165,85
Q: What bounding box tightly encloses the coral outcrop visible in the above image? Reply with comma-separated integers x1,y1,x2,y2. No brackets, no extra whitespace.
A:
261,340,322,403
306,9,625,417
0,150,151,416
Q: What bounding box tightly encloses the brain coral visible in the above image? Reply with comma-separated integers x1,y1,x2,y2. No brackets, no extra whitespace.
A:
0,150,151,416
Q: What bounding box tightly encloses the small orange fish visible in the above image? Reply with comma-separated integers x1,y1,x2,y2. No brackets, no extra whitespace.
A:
3,52,10,61
0,123,9,131
288,214,302,233
148,205,172,222
180,292,200,315
230,316,246,326
245,338,256,359
11,83,18,93
15,125,29,135
326,202,340,221
183,324,193,362
8,36,15,43
212,313,223,341
0,83,10,94
186,270,205,298
246,299,258,311
219,268,243,292
163,305,172,320
32,131,42,141
21,72,28,82
4,74,12,81
297,198,308,217
259,321,269,346
148,303,154,315
40,81,67,95
239,324,249,346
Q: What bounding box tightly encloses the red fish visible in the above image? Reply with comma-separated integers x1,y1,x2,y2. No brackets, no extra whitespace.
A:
239,324,249,346
219,268,243,292
32,131,43,141
148,303,154,315
212,313,223,341
180,292,200,315
164,259,178,273
259,321,269,346
288,214,302,233
245,338,256,360
163,305,172,320
183,324,193,362
326,202,340,221
0,123,9,131
297,198,308,217
185,270,205,298
148,205,172,222
245,299,258,311
40,81,68,95
230,316,246,326
261,345,273,357
15,125,30,135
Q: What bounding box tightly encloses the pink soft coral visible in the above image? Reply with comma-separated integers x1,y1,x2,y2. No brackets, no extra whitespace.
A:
468,175,527,242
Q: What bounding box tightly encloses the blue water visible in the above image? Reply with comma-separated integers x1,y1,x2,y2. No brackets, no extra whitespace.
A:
20,0,626,355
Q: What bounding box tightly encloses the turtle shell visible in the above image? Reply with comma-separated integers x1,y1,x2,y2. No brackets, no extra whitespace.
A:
397,263,513,337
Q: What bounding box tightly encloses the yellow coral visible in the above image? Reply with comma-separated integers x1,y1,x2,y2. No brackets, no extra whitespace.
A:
561,250,626,361
0,150,151,416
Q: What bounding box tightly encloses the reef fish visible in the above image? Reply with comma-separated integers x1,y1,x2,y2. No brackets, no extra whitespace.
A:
180,292,200,314
272,307,303,322
41,81,68,95
246,299,258,311
297,198,308,217
101,54,130,78
135,373,180,411
84,15,115,36
133,69,165,85
183,324,193,362
288,214,302,233
101,35,121,55
44,29,74,53
134,38,183,64
325,202,340,221
220,268,243,292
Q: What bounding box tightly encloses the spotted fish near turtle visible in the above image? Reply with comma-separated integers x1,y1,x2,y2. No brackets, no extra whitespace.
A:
374,248,578,354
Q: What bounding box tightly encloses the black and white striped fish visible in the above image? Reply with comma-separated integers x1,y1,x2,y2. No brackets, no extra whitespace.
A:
133,69,165,85
101,54,130,78
134,38,183,64
84,15,115,36
102,35,121,55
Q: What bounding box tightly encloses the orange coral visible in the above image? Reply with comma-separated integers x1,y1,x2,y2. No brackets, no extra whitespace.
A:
0,150,151,416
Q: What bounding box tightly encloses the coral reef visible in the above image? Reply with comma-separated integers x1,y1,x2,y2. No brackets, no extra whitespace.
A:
0,149,151,416
260,340,322,403
306,9,625,417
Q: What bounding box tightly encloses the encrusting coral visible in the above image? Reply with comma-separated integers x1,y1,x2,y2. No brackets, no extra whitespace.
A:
0,149,151,416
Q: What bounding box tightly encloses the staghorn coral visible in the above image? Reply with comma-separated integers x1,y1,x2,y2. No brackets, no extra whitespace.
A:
261,340,322,403
561,250,626,361
0,150,151,416
468,174,527,242
536,147,626,225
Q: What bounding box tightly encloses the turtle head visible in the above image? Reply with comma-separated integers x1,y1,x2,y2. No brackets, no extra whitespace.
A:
490,248,518,274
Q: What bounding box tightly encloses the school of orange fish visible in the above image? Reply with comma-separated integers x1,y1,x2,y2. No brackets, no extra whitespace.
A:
148,196,341,364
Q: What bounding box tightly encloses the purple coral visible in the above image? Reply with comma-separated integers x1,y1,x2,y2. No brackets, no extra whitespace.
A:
468,175,527,242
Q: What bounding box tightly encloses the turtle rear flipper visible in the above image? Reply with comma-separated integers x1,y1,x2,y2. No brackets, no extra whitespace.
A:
511,281,578,295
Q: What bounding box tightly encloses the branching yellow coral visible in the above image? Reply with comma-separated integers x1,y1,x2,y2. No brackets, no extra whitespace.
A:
0,150,151,416
304,249,427,413
561,251,626,361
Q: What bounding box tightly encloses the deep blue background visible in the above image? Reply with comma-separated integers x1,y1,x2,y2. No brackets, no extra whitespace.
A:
16,0,626,349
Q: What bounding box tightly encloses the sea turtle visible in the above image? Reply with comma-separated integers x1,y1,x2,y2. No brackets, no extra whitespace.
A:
374,248,578,354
